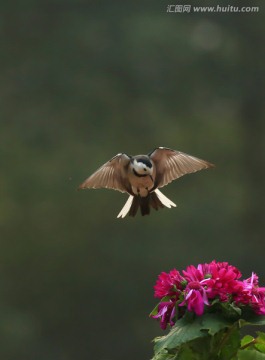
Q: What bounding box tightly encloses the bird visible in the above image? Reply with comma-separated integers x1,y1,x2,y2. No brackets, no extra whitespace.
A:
78,147,214,218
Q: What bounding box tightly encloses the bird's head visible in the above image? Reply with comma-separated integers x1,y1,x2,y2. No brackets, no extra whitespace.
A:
132,157,153,175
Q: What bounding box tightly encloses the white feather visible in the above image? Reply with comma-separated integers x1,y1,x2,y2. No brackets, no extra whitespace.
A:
133,159,153,175
154,189,177,208
117,195,134,218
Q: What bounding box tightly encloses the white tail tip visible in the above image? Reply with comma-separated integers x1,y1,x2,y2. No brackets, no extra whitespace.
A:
117,195,134,218
155,189,177,208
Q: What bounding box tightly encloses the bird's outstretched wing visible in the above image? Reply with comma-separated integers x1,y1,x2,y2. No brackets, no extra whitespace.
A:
78,153,131,193
149,147,214,189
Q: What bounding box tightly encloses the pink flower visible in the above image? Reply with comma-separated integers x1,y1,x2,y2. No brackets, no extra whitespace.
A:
251,288,265,315
183,265,205,282
235,273,265,315
154,269,185,299
152,300,176,330
181,282,209,315
180,265,211,316
204,261,243,301
236,273,259,302
152,261,265,330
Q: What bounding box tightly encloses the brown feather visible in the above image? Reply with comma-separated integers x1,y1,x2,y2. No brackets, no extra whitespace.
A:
78,153,131,193
149,147,214,189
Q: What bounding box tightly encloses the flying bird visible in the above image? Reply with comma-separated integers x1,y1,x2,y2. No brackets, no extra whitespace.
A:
78,147,214,218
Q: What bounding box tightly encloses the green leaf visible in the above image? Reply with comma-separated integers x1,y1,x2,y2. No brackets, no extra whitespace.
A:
256,332,265,341
238,350,265,360
177,328,239,360
153,312,234,356
151,348,176,360
153,314,204,354
202,313,235,336
241,335,255,348
175,343,199,360
152,311,265,360
239,333,265,360
255,332,265,353
176,337,213,360
219,325,241,360
220,302,242,320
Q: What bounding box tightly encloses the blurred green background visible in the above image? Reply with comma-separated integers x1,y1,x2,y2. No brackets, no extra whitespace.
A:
1,1,264,359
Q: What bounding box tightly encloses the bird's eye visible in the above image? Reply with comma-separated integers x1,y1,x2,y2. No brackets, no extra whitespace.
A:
144,168,147,171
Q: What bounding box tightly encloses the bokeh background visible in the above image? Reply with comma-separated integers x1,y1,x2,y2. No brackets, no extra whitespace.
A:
1,1,265,359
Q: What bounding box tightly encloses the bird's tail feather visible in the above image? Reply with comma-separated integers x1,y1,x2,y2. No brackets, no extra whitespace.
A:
117,190,176,218
117,195,134,218
154,189,177,208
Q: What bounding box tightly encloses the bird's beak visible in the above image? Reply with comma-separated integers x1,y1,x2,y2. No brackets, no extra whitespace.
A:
150,175,154,182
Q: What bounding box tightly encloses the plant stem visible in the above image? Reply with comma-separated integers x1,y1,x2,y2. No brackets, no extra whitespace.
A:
230,338,257,358
216,323,238,356
240,339,257,350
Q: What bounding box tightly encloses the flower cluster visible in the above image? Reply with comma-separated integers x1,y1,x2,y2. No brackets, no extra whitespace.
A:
151,260,265,330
